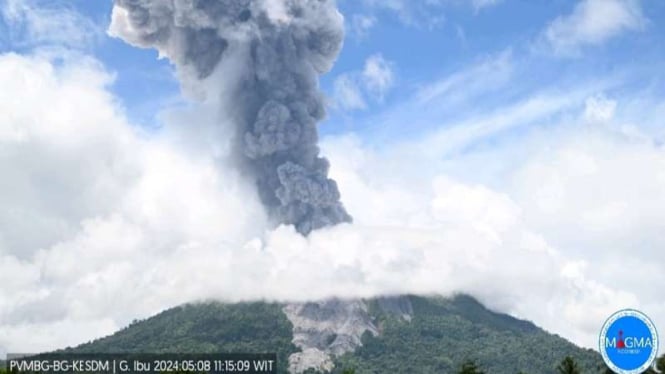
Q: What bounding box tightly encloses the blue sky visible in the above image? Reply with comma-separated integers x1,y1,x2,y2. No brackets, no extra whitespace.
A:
4,0,665,141
1,0,665,356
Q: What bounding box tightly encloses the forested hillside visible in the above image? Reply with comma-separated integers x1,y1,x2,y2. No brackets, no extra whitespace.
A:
58,295,608,373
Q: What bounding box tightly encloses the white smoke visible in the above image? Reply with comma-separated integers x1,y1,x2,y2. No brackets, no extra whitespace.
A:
0,0,664,360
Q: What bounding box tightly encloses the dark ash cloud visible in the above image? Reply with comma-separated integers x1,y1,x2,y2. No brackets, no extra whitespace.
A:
110,0,351,234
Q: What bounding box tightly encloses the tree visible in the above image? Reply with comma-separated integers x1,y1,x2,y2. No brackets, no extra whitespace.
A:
657,354,665,373
599,364,613,374
600,353,665,374
556,356,580,374
458,360,485,374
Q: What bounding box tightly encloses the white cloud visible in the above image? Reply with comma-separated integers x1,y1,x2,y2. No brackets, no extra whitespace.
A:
332,54,395,111
0,0,663,360
0,52,267,353
542,0,646,55
471,0,502,12
0,0,102,49
333,74,367,110
416,90,591,158
416,49,513,105
455,24,468,48
355,0,501,28
362,54,394,101
583,94,617,123
319,128,660,350
360,0,445,28
349,14,377,39
503,128,665,343
1,49,664,358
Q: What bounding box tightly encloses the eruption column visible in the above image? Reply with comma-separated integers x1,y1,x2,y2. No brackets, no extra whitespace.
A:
110,0,351,234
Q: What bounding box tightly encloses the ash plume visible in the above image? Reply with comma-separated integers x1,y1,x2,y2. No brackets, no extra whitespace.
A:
110,0,351,235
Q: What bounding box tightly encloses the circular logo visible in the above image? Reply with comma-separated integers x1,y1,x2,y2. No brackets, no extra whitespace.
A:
599,309,659,374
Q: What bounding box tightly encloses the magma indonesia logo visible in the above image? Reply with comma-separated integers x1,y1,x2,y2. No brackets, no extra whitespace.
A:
600,309,659,374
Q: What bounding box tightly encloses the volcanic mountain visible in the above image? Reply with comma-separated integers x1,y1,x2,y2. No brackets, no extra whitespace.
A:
65,294,603,373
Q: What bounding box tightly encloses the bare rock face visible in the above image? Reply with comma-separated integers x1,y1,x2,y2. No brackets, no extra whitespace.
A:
287,347,334,373
283,299,377,373
376,295,414,322
283,296,413,373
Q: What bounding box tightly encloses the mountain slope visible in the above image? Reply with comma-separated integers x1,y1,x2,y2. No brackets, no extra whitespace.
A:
332,295,601,373
67,295,603,373
70,302,297,373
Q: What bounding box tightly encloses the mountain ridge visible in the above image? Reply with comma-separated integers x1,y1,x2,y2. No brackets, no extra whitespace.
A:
65,294,603,373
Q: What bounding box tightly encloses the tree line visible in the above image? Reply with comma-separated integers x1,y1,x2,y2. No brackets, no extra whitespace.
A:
455,354,665,374
338,353,665,374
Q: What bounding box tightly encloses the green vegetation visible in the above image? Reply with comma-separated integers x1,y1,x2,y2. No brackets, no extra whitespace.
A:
557,357,580,374
599,353,665,374
68,302,297,373
458,360,486,374
655,354,665,372
64,294,651,374
330,295,601,374
334,353,665,374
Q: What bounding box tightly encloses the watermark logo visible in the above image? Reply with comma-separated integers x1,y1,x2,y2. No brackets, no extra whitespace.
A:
600,309,659,374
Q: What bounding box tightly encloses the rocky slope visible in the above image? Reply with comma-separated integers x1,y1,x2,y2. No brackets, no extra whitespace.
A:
283,296,413,372
67,295,603,373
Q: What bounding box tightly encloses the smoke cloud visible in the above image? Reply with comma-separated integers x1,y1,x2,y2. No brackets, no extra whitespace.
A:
1,40,664,359
109,0,351,234
3,0,665,361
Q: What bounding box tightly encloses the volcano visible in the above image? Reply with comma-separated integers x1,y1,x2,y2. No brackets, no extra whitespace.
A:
64,294,603,373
